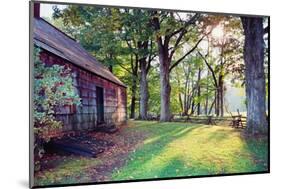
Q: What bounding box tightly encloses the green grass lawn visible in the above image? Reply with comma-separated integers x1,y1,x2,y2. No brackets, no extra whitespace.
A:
111,121,268,180
35,121,268,186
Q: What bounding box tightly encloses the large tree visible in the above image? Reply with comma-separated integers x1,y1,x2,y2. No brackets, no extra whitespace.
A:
151,11,203,121
241,17,268,135
120,9,156,119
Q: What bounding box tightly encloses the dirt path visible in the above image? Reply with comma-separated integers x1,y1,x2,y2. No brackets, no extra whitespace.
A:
85,122,148,182
35,121,149,185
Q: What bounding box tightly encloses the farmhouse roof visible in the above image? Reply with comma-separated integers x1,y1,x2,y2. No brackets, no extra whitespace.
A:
33,18,126,88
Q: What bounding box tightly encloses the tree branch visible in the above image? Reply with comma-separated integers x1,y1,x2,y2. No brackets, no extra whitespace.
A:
147,42,156,72
118,63,133,75
169,36,204,72
169,29,187,59
197,51,218,88
168,13,200,38
175,12,183,22
133,54,139,74
125,37,138,57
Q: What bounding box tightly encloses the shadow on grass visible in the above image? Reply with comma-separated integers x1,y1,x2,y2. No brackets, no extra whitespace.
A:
34,156,101,186
35,121,269,185
112,121,269,180
155,157,189,178
242,134,269,172
111,122,203,180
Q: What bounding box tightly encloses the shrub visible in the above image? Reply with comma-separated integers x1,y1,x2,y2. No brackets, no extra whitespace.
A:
33,47,81,161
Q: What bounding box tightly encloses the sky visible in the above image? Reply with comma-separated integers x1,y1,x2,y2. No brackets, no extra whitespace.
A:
40,4,67,19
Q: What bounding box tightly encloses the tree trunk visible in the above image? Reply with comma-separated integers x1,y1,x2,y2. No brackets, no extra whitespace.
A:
219,76,224,117
208,97,216,115
205,71,210,115
220,84,224,117
179,93,183,113
108,53,113,73
175,72,184,113
186,85,190,115
205,94,209,115
186,80,193,115
159,48,171,121
139,58,149,120
241,17,268,135
197,68,201,115
191,100,195,115
129,55,138,119
183,68,190,115
183,81,187,115
215,89,220,117
130,76,137,119
214,91,217,115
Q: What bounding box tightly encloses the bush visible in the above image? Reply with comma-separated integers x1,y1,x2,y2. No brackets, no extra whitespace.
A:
33,47,81,161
